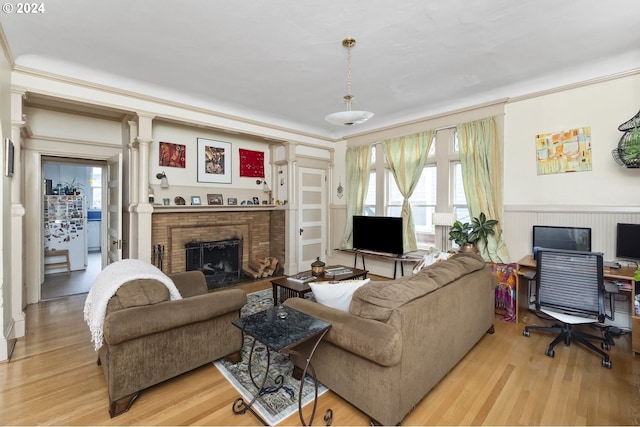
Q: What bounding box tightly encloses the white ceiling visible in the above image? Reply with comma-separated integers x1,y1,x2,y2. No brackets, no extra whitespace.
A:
1,0,639,140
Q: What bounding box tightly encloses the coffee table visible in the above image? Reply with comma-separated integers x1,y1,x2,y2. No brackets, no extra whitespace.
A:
271,265,368,305
231,305,333,426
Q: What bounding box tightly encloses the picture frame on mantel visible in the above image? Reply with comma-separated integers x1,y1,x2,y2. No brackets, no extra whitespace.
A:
197,138,232,184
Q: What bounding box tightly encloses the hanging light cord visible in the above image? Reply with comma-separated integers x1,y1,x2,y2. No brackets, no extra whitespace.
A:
343,38,355,111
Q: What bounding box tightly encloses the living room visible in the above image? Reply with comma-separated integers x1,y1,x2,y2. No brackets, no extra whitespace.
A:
0,2,639,424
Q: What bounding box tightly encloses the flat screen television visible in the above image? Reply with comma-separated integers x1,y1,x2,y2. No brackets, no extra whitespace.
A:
616,223,640,261
532,225,592,258
352,215,404,255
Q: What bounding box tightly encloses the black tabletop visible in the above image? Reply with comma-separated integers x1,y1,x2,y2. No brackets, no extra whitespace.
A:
232,305,331,353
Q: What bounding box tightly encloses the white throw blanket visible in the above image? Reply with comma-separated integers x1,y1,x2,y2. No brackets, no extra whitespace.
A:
83,259,182,351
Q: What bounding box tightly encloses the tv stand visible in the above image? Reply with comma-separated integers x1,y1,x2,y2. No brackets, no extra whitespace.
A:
351,249,422,279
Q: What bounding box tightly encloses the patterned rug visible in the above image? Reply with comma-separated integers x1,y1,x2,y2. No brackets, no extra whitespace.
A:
214,289,327,426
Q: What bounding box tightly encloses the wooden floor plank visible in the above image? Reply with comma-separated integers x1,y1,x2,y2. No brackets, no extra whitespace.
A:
1,284,638,426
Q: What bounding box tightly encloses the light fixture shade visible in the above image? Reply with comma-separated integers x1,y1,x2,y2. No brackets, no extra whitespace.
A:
325,110,374,126
156,171,169,188
432,212,457,226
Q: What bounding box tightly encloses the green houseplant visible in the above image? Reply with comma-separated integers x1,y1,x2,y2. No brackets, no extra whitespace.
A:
449,212,499,252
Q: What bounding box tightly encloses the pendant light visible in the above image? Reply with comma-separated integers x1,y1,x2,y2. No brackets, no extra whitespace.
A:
325,37,374,126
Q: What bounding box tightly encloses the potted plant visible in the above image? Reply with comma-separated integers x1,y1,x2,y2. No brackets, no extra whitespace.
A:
64,178,84,195
449,212,499,253
449,220,474,252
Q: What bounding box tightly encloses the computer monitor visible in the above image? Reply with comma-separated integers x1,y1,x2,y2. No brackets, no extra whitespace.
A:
532,225,592,259
616,223,640,261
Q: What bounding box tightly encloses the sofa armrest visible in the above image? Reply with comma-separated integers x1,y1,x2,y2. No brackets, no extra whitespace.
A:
169,271,208,298
103,288,246,346
285,298,401,367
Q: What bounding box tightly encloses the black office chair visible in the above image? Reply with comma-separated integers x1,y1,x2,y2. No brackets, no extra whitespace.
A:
523,249,612,368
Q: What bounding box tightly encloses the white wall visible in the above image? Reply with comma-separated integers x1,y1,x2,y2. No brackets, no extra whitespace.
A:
503,73,640,261
150,121,277,205
504,73,640,207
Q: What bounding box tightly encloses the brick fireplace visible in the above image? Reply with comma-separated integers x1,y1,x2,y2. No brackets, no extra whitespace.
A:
151,209,285,277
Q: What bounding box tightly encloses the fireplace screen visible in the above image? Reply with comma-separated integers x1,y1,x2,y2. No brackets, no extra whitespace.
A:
185,238,242,289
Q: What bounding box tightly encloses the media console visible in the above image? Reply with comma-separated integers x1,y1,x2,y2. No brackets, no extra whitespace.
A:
516,255,639,354
350,249,423,279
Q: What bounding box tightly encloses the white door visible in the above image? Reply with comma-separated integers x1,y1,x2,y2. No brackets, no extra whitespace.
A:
297,167,327,269
106,153,123,264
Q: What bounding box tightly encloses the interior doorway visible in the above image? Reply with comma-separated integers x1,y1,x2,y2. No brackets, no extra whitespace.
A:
41,158,105,299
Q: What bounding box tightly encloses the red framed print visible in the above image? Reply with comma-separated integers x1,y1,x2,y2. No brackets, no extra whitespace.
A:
239,148,265,178
159,141,186,168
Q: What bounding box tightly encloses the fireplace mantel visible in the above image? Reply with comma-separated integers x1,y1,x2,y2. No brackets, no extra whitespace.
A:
152,205,280,213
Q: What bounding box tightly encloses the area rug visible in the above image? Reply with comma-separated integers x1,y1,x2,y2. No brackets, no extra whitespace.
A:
214,289,327,426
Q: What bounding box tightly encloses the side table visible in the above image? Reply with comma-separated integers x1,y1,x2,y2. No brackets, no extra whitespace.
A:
231,305,333,426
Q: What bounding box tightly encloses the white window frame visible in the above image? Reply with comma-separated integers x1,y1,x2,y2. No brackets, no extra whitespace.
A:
364,128,468,250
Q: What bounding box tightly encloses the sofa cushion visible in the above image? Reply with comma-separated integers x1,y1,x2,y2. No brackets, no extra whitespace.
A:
309,278,370,311
349,253,487,321
106,279,170,314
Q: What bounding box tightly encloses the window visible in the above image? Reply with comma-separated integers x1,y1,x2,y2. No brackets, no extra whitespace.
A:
387,166,437,246
90,167,102,209
363,171,376,215
452,162,469,224
363,146,376,215
364,129,468,250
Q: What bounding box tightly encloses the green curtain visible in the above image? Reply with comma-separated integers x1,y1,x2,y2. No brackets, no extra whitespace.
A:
382,131,434,253
457,116,510,262
340,145,371,250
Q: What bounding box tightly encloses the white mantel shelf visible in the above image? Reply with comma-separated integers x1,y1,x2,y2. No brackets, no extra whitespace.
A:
151,204,281,213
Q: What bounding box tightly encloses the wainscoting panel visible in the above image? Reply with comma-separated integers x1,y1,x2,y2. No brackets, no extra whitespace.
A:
503,206,640,264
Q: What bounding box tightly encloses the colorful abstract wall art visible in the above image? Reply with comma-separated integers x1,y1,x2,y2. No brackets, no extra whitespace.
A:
535,127,592,175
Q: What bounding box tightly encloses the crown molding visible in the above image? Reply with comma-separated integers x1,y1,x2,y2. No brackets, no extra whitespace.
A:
0,24,15,68
346,98,509,145
507,69,640,104
12,65,338,146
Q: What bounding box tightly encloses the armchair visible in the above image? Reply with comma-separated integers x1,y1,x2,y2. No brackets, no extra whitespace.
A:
98,270,246,416
523,249,612,368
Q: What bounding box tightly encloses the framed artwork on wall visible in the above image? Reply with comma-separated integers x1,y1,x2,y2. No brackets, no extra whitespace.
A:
159,141,186,168
239,148,265,177
197,138,232,184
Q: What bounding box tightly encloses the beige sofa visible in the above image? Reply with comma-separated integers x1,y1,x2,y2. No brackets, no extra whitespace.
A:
98,270,246,417
285,253,495,425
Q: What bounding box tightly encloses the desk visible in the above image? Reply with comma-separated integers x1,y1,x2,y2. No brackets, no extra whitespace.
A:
516,255,639,354
351,250,422,279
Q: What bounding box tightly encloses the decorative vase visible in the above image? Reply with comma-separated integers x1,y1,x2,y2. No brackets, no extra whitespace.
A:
311,257,325,276
460,243,478,253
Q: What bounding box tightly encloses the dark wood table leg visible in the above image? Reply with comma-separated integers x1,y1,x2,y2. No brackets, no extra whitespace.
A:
272,283,278,305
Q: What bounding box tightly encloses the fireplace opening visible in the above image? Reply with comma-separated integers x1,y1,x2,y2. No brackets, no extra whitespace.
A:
185,238,243,290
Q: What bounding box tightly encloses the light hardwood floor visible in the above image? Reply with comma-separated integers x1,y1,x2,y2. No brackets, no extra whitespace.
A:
1,280,639,426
